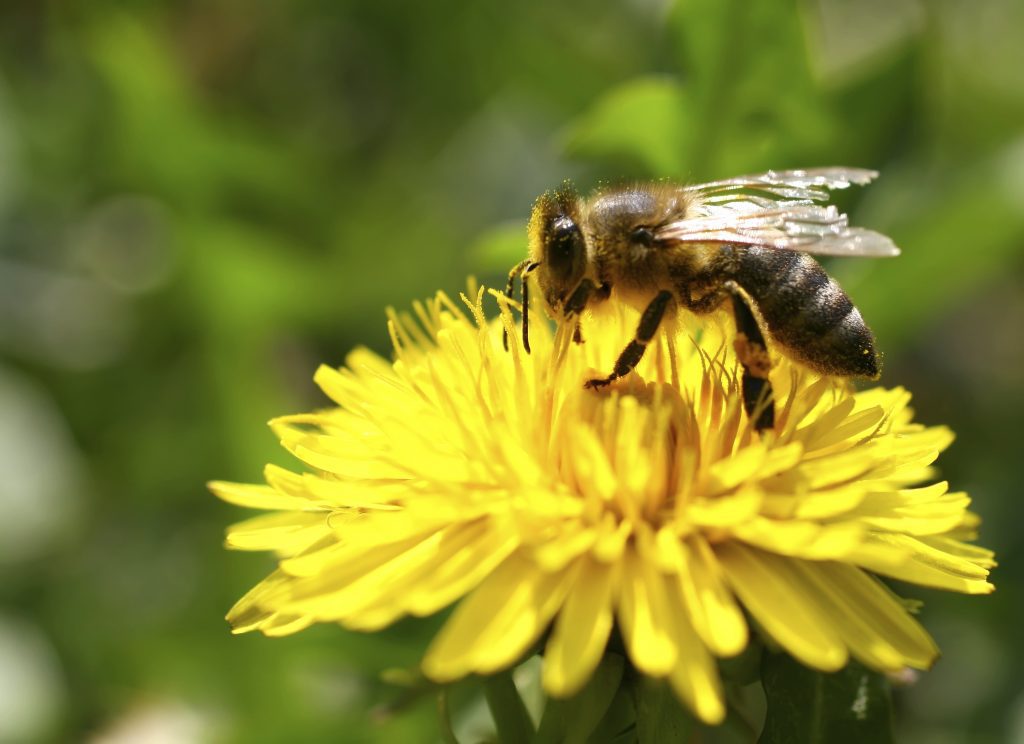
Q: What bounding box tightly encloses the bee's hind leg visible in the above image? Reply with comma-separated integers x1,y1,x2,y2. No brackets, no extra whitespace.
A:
585,290,673,389
727,282,774,431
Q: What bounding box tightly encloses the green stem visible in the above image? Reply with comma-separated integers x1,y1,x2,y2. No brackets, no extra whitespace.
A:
437,689,460,744
483,671,535,743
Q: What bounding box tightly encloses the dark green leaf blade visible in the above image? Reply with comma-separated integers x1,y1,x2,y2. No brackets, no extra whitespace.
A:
533,653,625,744
630,675,696,744
759,653,894,744
484,671,536,744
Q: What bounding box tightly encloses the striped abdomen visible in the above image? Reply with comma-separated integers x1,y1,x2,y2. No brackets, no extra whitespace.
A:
733,247,879,378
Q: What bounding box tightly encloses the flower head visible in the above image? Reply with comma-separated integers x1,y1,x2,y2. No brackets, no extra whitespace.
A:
210,287,994,724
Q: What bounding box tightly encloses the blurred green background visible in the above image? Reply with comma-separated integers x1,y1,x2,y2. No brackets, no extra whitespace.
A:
0,1,1021,742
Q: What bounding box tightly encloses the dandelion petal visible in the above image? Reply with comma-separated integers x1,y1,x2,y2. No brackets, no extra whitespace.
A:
717,543,848,671
542,559,615,697
422,553,570,681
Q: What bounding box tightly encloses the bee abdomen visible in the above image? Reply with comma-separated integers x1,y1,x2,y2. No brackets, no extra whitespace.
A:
734,248,879,379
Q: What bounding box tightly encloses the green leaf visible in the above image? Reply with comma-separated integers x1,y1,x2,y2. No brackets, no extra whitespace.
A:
843,151,1024,347
564,77,693,176
590,683,638,744
668,0,838,177
534,653,625,744
469,220,530,276
759,653,894,744
719,635,764,687
484,671,536,744
630,675,696,744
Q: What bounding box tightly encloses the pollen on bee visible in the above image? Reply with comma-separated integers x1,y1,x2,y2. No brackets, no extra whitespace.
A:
732,333,772,379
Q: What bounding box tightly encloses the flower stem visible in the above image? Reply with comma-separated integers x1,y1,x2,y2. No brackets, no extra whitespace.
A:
437,689,460,744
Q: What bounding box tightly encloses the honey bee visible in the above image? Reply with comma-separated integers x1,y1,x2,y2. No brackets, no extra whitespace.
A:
504,168,899,430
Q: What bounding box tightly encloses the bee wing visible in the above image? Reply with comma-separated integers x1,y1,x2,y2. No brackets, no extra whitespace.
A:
662,167,899,258
684,167,880,202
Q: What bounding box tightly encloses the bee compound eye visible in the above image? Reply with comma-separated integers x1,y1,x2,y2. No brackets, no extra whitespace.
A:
547,216,583,277
550,215,579,242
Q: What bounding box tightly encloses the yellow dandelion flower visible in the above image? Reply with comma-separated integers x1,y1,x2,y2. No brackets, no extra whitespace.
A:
210,287,994,725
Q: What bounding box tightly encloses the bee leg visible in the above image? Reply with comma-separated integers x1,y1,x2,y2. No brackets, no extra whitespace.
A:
564,278,596,346
585,290,673,389
521,266,533,353
564,278,596,316
502,259,531,352
727,283,774,431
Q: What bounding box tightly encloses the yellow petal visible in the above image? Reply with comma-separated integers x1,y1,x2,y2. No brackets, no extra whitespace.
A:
663,573,726,725
280,528,431,585
681,536,748,657
853,533,993,594
757,442,806,479
405,524,520,617
225,511,330,555
208,480,310,511
702,443,767,496
616,543,677,677
331,521,498,630
314,363,386,412
919,535,996,567
793,395,856,445
653,530,747,657
260,613,315,637
422,552,570,681
792,561,938,670
265,465,403,510
731,517,866,560
568,423,619,510
271,419,407,479
284,525,481,622
542,558,616,697
530,521,598,572
848,483,972,537
804,404,885,453
592,515,631,563
716,543,847,671
226,569,290,633
797,447,877,490
683,485,763,528
754,483,868,522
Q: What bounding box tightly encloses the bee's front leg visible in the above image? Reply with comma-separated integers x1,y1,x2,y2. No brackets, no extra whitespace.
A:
564,279,599,346
726,282,774,431
585,290,673,389
502,258,532,352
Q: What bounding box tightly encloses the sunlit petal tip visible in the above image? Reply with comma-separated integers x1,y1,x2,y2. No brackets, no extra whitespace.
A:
214,284,994,722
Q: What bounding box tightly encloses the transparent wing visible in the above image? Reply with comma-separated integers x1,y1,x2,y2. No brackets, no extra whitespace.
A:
683,167,880,202
660,167,899,258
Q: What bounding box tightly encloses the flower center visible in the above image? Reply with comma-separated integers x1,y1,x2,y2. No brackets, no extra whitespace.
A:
556,376,693,528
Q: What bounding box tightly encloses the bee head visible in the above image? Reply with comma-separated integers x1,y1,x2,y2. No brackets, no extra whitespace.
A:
528,184,586,316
